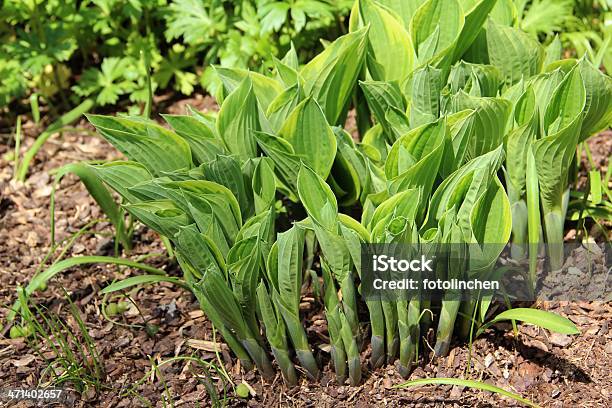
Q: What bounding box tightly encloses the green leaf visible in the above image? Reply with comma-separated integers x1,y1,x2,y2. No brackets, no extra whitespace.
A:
215,67,284,112
228,237,261,321
192,267,253,341
520,0,573,37
486,19,543,85
543,36,562,68
164,0,218,45
329,128,368,207
408,65,442,127
297,165,338,231
73,57,137,106
358,0,414,82
203,155,252,220
275,226,305,314
301,27,369,124
451,0,498,64
360,80,407,142
175,224,227,276
53,163,130,249
255,131,302,196
409,0,464,66
87,114,193,175
90,161,152,203
217,77,260,160
448,93,512,160
375,0,424,28
577,59,612,141
386,118,447,198
589,170,602,205
505,87,538,199
252,158,277,214
160,180,242,244
469,176,512,269
125,200,192,238
273,56,298,88
161,114,225,164
448,61,502,97
367,189,421,234
535,68,586,217
427,145,505,228
279,97,337,179
267,83,304,132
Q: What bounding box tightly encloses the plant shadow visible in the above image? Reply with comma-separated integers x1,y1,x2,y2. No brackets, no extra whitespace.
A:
479,330,592,383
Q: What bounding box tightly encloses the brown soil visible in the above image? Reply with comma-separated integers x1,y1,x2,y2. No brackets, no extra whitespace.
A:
0,106,610,407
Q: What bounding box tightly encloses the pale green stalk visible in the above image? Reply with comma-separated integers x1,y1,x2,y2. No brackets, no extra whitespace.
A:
277,301,320,379
382,299,398,363
340,274,360,339
270,227,320,379
367,299,385,368
434,241,466,357
179,256,253,371
434,295,461,357
340,312,362,386
526,148,541,293
322,261,347,384
256,283,297,385
398,295,421,377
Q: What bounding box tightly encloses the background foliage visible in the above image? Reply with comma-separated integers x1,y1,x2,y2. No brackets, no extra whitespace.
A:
0,0,353,110
2,1,609,114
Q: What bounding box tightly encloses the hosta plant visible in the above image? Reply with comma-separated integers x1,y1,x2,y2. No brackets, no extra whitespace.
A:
17,0,609,387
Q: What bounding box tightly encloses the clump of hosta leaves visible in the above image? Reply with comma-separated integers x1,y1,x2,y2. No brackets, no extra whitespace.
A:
69,0,605,386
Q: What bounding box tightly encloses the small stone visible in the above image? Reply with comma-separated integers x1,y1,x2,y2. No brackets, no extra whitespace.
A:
551,389,561,398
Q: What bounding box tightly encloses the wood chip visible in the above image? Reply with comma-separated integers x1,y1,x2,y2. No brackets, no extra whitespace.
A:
188,310,204,319
184,338,228,352
549,333,572,347
10,354,35,367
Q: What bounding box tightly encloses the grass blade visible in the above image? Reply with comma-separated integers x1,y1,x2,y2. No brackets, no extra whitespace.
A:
100,275,190,294
16,98,95,181
8,256,165,322
51,162,131,249
477,308,580,337
394,377,541,408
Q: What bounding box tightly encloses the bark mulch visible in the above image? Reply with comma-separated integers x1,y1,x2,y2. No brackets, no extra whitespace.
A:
0,101,610,407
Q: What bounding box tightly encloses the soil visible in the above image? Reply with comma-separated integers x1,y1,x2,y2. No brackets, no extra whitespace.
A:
0,102,610,407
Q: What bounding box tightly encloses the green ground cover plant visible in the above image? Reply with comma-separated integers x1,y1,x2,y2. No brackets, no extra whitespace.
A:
8,0,611,402
0,0,352,111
